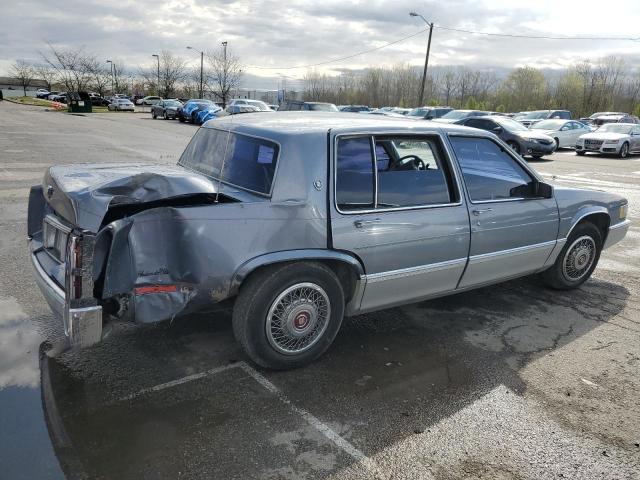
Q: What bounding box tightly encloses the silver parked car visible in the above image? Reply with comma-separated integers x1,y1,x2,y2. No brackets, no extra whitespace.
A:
27,113,630,369
107,98,135,111
575,123,640,158
530,119,592,149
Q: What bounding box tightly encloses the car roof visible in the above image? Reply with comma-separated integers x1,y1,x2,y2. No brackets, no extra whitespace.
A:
204,111,484,137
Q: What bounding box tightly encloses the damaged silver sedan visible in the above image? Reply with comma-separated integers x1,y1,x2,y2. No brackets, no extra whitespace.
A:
28,113,630,369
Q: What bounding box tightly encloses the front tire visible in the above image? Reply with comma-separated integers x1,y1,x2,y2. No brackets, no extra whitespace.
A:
619,142,629,158
540,222,602,290
232,262,345,369
152,110,157,119
507,141,521,155
576,150,586,156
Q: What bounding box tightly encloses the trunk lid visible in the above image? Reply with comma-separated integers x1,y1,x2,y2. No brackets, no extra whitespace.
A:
43,163,225,232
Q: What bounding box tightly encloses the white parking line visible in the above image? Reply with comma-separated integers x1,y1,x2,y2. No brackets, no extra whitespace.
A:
119,361,379,473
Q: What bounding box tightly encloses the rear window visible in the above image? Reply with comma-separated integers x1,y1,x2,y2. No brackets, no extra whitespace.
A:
178,129,279,195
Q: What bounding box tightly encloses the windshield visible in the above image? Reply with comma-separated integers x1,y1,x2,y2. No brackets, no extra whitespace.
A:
522,110,550,119
597,124,633,134
178,128,279,195
165,100,182,107
440,110,472,120
495,117,529,131
308,103,339,111
531,119,566,130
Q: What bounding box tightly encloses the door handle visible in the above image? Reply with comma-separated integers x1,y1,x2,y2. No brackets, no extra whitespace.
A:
354,218,381,228
472,208,493,216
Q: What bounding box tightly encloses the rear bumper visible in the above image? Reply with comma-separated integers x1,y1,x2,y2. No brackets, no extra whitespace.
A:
29,240,103,347
604,220,631,249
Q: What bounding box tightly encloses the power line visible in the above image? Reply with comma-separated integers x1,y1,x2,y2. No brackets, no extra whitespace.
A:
246,24,640,71
435,24,640,41
246,27,429,70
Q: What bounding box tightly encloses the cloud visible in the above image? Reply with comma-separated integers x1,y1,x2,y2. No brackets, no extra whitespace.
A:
0,0,638,85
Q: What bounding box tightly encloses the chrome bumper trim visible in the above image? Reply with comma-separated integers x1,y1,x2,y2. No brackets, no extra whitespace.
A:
604,220,631,249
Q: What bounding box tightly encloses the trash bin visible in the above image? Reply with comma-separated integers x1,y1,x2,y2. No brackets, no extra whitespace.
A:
67,92,93,113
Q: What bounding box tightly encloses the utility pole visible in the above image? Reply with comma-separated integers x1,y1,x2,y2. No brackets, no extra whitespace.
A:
152,54,160,96
410,12,434,106
106,60,113,94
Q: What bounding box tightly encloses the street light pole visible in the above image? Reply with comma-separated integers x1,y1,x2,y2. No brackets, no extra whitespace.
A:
410,12,434,106
186,46,204,98
151,54,160,96
106,60,113,94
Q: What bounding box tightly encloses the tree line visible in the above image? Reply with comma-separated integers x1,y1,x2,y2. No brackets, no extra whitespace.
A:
302,56,640,118
9,44,243,105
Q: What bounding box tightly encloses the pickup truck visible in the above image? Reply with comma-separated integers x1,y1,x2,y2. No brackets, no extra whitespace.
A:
28,113,630,369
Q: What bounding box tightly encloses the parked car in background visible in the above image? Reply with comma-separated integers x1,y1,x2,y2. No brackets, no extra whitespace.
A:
195,105,227,124
136,96,162,106
227,99,272,111
177,99,217,123
530,119,592,149
27,113,630,369
407,106,454,120
579,112,625,125
517,110,572,128
36,89,51,99
278,100,339,111
455,115,556,158
50,93,68,104
433,109,490,123
363,110,406,118
340,105,372,112
131,95,144,105
89,93,110,106
47,91,61,100
151,99,184,119
268,104,279,111
226,105,262,115
107,98,135,111
390,108,412,115
575,123,640,158
591,113,639,127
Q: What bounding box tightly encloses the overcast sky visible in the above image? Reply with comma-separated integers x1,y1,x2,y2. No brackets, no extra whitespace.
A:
1,0,639,88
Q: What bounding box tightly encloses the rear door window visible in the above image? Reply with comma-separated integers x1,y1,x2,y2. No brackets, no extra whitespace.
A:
336,137,375,210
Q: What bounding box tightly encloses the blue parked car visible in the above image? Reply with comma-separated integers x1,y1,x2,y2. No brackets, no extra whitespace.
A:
177,99,218,123
195,105,225,124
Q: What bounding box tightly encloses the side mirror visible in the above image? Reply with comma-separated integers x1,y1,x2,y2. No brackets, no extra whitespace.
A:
425,115,434,120
535,181,554,198
492,126,503,134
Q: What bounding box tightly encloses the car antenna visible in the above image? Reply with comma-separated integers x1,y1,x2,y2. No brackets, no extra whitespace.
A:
215,100,232,203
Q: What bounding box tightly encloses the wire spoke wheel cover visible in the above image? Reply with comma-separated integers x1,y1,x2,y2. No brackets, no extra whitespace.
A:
562,235,596,281
266,282,331,355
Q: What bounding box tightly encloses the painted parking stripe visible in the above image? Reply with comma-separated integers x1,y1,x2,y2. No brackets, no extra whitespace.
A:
119,361,379,473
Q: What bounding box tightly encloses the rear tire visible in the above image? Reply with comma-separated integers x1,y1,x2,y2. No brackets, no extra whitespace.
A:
576,150,586,156
540,222,602,290
232,262,345,369
152,111,157,119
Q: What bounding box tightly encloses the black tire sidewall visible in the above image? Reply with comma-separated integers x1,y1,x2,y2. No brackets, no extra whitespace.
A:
233,263,345,369
620,142,629,158
543,222,603,289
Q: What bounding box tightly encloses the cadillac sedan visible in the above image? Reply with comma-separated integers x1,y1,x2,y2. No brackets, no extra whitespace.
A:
575,123,640,158
27,113,630,369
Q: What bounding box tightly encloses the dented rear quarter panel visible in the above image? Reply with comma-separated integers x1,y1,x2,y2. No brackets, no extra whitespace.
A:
102,126,330,323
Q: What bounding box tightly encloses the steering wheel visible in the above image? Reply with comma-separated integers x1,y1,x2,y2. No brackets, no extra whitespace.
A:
393,155,426,171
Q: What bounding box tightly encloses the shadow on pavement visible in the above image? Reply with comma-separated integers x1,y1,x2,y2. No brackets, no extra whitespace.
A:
39,276,630,479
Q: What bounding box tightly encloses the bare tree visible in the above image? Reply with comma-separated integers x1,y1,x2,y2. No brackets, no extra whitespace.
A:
41,43,94,92
206,45,242,107
84,57,111,96
33,64,57,91
10,60,35,96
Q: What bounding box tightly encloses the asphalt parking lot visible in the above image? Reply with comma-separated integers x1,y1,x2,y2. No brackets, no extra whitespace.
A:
1,101,639,480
